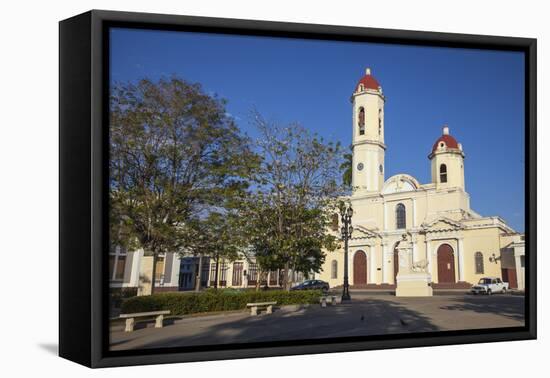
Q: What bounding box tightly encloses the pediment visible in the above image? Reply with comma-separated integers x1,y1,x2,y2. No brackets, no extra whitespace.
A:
382,174,421,194
351,225,380,239
422,217,463,232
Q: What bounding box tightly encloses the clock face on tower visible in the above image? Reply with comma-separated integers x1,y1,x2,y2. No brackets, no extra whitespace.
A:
357,162,364,171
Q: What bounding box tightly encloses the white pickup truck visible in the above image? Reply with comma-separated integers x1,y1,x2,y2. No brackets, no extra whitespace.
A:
471,277,509,295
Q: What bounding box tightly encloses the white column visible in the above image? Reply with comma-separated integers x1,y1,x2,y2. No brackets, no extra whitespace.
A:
426,240,432,278
514,251,524,290
370,246,376,284
412,198,417,228
227,263,234,287
457,238,465,282
170,253,180,287
412,240,418,263
130,249,144,286
382,243,389,283
383,200,388,230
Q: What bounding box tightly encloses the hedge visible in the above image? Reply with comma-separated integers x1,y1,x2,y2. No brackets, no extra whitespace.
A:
109,287,138,309
121,289,323,315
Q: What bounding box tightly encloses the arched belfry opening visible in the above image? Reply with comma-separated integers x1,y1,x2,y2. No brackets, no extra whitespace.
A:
358,107,365,135
440,164,448,183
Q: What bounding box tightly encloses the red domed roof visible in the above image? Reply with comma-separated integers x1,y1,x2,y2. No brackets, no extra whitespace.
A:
432,127,460,153
355,68,381,92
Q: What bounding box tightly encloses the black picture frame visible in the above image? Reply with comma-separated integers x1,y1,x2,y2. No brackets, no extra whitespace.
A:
59,9,537,368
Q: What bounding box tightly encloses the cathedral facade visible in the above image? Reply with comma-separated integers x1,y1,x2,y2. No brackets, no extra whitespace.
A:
318,68,525,289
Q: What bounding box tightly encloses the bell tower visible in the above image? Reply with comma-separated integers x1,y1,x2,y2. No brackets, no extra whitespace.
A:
429,125,465,190
351,68,386,195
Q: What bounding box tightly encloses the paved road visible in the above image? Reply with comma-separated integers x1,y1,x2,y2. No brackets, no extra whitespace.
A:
110,293,524,351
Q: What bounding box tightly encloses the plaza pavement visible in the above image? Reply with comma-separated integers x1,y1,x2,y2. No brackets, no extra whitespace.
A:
110,292,525,351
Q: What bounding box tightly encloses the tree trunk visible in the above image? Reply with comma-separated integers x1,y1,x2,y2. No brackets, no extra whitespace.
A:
214,255,220,290
283,261,290,291
150,253,157,295
195,255,203,292
288,265,294,290
256,270,263,292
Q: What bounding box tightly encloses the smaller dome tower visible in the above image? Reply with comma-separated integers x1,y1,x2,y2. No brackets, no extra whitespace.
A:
429,126,465,190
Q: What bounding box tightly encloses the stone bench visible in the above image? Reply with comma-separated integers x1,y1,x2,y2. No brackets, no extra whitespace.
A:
246,302,277,316
320,295,337,307
119,310,170,332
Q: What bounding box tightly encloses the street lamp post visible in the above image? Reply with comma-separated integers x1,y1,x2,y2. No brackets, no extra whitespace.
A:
340,202,354,301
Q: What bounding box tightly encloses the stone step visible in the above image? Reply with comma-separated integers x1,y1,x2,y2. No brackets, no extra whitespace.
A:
333,284,396,290
332,282,471,290
431,281,471,289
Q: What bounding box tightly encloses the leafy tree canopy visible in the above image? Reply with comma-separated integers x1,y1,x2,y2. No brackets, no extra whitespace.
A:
109,77,259,291
234,112,345,289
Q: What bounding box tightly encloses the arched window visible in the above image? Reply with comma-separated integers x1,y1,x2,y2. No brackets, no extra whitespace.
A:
475,252,484,274
358,107,365,135
331,213,339,232
440,164,448,183
396,203,406,229
331,260,338,279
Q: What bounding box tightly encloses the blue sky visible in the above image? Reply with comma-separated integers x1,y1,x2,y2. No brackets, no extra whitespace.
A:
110,28,525,232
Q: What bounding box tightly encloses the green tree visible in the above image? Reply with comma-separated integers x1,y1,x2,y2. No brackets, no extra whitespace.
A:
340,150,353,189
182,212,246,291
109,77,257,294
238,112,344,290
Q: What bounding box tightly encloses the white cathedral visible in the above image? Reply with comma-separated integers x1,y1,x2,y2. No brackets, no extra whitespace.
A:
317,68,525,290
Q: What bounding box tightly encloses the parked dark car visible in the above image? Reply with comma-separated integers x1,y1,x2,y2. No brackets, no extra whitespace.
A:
290,280,329,293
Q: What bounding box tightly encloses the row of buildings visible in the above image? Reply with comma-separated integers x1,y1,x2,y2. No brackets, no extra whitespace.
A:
109,250,305,296
109,68,525,297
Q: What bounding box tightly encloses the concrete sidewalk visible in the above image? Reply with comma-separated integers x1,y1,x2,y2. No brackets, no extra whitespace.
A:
110,294,525,351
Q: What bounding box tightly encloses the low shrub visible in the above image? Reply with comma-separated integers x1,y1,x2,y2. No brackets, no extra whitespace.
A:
121,289,322,315
109,287,138,309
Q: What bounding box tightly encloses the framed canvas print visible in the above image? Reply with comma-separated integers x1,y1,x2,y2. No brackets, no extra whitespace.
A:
59,10,536,368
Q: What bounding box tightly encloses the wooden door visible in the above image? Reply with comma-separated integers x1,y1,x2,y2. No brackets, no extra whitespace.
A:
437,244,456,283
269,270,278,286
232,262,243,286
353,250,367,285
219,261,227,287
502,268,518,288
248,263,258,286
